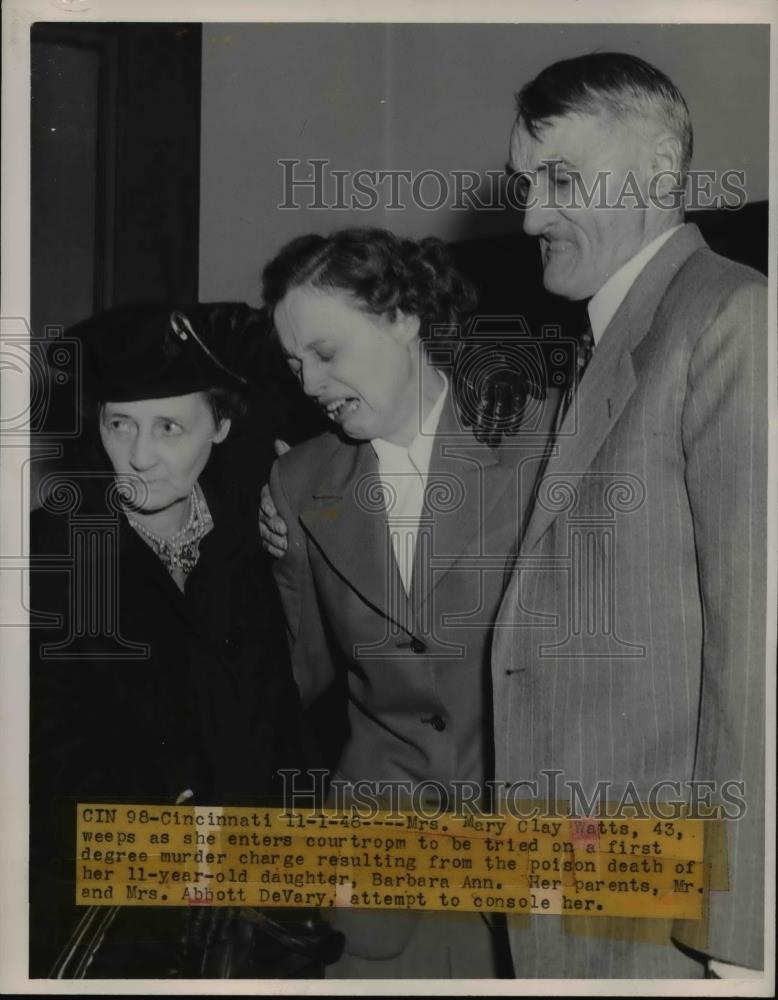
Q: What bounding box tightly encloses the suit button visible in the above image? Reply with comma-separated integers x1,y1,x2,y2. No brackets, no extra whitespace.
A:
422,715,446,732
410,637,426,654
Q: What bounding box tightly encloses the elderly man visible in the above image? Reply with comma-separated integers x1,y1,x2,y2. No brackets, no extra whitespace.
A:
490,52,766,979
259,52,767,980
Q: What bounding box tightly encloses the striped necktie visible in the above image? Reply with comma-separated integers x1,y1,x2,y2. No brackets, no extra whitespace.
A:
555,320,595,431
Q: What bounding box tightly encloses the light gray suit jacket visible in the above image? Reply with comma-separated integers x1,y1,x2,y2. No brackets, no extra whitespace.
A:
270,394,553,967
271,393,551,791
492,224,768,977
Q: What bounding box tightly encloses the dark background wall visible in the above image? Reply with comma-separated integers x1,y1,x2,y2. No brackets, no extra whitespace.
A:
30,23,202,483
31,22,202,340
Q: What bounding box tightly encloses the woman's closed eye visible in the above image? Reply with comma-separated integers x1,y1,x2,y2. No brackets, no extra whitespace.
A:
286,349,333,377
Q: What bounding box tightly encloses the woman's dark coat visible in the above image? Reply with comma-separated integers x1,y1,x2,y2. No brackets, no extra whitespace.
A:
29,455,303,977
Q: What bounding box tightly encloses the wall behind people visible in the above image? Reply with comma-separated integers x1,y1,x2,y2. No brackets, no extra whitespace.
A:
30,23,203,507
199,21,769,302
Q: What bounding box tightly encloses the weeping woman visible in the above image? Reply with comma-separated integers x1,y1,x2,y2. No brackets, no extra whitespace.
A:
262,229,554,978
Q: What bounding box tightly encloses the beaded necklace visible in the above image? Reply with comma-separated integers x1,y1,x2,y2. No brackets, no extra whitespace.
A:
127,483,213,578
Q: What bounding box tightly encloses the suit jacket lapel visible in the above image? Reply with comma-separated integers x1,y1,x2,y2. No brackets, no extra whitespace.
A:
520,223,707,555
409,395,509,610
298,436,411,630
296,393,512,625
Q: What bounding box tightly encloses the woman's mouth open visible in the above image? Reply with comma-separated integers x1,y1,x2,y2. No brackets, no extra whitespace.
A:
324,397,361,420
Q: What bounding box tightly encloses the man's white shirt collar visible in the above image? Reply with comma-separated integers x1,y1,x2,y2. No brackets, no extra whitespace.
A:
587,224,684,344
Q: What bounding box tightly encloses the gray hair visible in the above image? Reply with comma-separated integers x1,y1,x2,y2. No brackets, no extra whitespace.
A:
516,52,693,178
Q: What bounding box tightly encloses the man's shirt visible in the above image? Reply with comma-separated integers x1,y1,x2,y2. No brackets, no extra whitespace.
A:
588,224,683,342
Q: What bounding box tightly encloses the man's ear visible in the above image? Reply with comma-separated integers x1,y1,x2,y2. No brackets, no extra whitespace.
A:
645,132,684,201
213,418,232,444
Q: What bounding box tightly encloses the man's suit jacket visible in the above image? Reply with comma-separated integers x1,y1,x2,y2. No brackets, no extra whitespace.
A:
492,224,768,977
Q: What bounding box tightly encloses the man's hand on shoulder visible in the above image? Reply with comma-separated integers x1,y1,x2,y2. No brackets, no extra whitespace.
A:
453,344,544,449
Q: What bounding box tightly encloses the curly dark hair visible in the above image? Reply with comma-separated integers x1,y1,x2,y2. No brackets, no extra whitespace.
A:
261,228,477,339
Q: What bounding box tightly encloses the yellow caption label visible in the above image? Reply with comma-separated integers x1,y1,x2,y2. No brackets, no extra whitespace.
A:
76,806,705,918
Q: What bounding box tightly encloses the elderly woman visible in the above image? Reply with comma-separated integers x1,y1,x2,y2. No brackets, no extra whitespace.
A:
262,229,554,978
29,304,340,978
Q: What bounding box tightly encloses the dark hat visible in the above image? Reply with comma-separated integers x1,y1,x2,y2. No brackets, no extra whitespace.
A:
72,302,263,403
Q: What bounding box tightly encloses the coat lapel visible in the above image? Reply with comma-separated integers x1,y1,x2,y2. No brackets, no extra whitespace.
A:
520,223,707,555
296,392,514,626
408,395,510,610
298,436,411,630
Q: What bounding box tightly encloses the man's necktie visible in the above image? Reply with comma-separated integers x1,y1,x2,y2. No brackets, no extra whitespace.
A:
555,320,595,431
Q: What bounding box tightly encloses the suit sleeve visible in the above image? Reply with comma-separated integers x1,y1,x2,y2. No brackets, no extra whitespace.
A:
671,279,767,968
269,458,336,709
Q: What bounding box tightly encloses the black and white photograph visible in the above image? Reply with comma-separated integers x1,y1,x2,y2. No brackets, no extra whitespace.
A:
1,0,775,994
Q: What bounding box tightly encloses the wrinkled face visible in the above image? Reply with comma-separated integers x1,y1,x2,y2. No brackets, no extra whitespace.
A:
100,392,230,511
274,285,421,444
510,112,655,300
